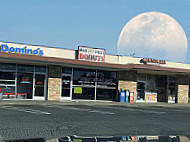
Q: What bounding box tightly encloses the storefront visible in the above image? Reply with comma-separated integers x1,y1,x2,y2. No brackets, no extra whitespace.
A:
0,63,47,100
61,67,117,101
136,74,177,103
0,41,190,103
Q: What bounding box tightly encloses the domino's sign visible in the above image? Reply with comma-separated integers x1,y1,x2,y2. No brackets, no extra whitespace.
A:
0,44,44,56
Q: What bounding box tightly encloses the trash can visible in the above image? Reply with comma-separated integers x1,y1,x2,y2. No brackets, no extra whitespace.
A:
0,88,2,101
120,89,125,103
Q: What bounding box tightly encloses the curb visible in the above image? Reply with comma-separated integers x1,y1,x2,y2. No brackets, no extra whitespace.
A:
0,100,190,108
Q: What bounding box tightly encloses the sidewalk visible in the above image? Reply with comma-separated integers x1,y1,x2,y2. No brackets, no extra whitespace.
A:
1,100,190,108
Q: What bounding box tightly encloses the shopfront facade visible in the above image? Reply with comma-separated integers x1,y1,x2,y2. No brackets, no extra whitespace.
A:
61,67,117,101
0,63,47,100
0,41,190,103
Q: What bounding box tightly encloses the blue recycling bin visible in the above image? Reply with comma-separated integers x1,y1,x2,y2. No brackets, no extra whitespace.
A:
120,89,125,103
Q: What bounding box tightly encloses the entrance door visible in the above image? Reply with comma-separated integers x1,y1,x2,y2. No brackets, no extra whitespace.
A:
17,73,33,99
168,77,176,103
61,75,72,100
137,81,146,102
33,74,46,100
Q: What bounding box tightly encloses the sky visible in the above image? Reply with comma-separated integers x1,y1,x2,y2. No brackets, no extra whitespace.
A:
0,0,190,63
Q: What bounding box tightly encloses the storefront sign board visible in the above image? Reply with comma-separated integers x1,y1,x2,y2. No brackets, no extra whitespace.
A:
140,58,166,65
0,44,44,56
78,46,105,62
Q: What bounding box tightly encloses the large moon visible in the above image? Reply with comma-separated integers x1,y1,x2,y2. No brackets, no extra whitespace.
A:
117,12,188,62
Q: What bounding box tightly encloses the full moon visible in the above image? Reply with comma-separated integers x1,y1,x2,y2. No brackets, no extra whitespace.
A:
117,12,188,62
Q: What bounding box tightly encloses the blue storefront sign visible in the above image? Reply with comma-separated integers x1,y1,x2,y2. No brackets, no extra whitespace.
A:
0,44,44,56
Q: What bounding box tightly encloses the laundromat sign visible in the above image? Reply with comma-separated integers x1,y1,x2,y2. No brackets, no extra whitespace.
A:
0,44,44,56
78,46,105,62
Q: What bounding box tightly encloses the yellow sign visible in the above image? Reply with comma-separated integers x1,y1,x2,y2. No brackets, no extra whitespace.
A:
74,87,82,94
146,93,157,102
73,139,82,142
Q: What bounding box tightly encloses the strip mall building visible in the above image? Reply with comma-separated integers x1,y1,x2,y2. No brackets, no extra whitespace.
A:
0,41,189,104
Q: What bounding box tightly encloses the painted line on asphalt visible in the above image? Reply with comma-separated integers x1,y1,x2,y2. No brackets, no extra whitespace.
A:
50,106,115,115
88,109,115,115
106,106,166,114
0,106,52,115
133,106,185,112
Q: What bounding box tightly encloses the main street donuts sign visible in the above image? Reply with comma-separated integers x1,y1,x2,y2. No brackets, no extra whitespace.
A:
78,46,105,62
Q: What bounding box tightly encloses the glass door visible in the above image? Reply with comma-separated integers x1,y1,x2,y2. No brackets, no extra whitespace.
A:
137,81,146,102
17,73,33,99
168,77,176,103
61,75,72,100
33,74,46,100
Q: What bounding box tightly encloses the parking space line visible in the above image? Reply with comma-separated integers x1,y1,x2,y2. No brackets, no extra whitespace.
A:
50,106,115,115
106,106,166,114
0,106,52,115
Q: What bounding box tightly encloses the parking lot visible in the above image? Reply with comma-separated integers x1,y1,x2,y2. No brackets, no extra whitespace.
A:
0,100,190,140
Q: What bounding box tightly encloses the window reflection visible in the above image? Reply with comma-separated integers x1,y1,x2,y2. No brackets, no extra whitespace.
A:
97,70,117,87
0,63,16,71
62,67,72,74
73,68,96,86
96,88,116,101
35,66,46,73
18,64,34,72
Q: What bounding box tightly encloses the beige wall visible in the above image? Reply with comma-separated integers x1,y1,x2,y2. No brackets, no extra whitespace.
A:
2,41,190,71
176,75,189,104
105,54,119,64
48,65,62,101
0,42,76,60
117,71,137,102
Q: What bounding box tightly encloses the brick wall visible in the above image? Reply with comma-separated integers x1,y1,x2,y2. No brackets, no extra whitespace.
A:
48,65,62,101
117,71,137,102
176,75,189,104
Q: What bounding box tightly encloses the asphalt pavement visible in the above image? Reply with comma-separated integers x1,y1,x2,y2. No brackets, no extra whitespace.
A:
0,100,190,140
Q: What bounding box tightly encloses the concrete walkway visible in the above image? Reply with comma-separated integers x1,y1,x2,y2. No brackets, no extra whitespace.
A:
0,99,190,108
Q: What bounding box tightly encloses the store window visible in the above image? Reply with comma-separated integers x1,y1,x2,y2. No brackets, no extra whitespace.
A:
0,63,16,71
62,67,72,74
35,66,46,73
97,70,117,87
137,74,167,102
73,68,96,86
0,71,16,99
18,64,34,72
0,71,15,80
96,88,116,101
96,70,117,101
63,68,117,101
72,87,95,100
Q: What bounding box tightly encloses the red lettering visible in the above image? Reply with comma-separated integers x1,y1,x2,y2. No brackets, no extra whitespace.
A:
101,57,104,61
79,53,84,59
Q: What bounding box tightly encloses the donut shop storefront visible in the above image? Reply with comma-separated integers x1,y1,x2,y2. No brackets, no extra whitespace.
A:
0,41,189,103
